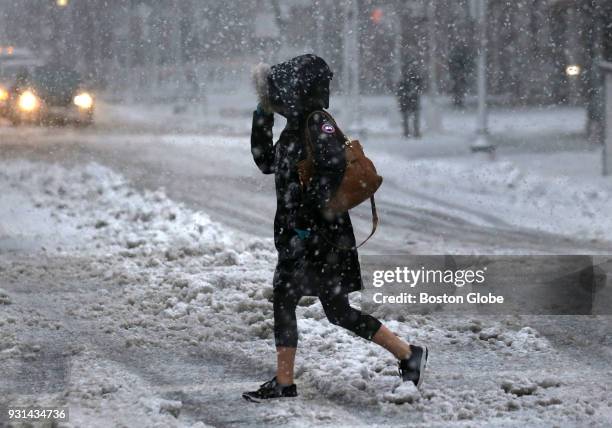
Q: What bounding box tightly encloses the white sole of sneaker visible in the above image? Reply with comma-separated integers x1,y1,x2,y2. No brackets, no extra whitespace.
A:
242,393,297,403
242,393,261,403
416,346,428,389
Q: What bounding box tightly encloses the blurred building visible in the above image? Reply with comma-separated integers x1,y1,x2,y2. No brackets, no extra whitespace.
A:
355,0,612,106
0,0,610,106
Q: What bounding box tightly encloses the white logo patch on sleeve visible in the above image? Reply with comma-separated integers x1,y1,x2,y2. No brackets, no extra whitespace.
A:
321,123,335,134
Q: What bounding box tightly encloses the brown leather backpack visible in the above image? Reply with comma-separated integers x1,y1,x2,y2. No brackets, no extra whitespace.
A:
297,111,383,248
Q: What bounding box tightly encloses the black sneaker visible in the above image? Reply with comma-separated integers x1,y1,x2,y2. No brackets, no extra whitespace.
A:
398,345,428,388
242,377,298,403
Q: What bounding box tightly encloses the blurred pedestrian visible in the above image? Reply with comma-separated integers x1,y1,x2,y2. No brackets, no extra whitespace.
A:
448,44,473,108
396,64,422,138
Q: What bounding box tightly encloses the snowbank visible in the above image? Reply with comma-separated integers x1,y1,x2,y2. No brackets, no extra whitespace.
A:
1,159,610,426
376,154,612,244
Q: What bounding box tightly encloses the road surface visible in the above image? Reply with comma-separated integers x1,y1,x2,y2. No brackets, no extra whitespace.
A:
1,121,611,427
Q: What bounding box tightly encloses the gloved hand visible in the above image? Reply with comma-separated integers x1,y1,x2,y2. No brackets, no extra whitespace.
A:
294,228,311,240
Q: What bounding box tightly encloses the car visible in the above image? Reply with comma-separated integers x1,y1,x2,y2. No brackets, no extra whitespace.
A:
6,64,94,126
0,46,42,119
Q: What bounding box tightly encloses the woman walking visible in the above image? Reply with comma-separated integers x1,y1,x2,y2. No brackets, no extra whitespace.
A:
243,54,427,402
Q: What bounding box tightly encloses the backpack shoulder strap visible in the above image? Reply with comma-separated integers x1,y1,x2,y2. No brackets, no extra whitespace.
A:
302,111,379,250
302,110,319,160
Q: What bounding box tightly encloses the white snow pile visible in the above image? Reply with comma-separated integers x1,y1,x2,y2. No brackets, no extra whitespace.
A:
377,155,612,243
66,352,212,428
0,159,242,258
2,159,609,426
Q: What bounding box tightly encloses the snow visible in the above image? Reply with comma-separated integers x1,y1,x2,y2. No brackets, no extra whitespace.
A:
66,354,210,428
0,159,238,257
383,381,421,405
95,93,587,138
375,153,612,243
92,97,612,253
3,0,612,424
1,158,611,426
0,183,83,253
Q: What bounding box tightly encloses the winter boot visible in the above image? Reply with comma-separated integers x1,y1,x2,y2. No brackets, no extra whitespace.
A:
242,377,298,403
398,344,428,388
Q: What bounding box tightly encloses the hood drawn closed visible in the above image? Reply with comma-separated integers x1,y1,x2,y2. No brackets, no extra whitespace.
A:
252,54,333,118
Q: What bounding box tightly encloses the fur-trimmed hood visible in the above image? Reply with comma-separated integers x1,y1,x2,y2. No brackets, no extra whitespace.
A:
252,62,273,114
252,54,333,118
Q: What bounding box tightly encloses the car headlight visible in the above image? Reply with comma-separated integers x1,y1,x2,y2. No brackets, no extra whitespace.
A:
0,87,8,102
565,64,581,77
74,92,93,109
18,90,39,112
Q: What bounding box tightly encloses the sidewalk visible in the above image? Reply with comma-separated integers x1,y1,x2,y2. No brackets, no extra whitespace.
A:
98,93,604,177
95,93,587,150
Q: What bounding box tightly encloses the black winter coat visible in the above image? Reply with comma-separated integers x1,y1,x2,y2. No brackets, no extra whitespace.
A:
251,109,362,296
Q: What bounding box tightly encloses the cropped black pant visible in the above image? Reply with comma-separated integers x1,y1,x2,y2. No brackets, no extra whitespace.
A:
273,284,382,348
